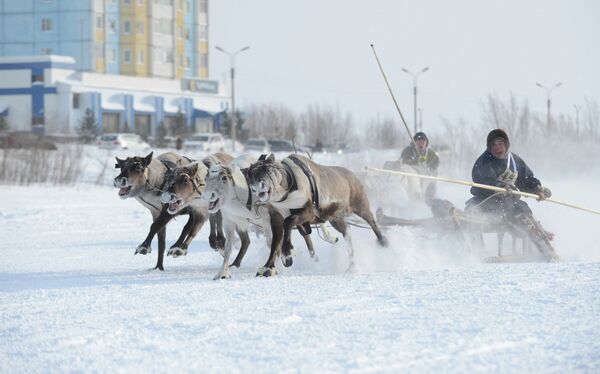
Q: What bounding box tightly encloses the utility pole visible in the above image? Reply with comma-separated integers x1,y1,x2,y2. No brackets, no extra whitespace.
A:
401,66,429,134
573,104,582,138
215,45,250,152
535,82,562,133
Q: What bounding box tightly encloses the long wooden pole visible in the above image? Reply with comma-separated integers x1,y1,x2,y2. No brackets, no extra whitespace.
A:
370,44,420,152
366,166,600,216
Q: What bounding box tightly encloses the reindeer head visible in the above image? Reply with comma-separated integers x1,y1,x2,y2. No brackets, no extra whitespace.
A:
247,154,287,203
202,164,237,213
113,152,153,199
160,162,208,214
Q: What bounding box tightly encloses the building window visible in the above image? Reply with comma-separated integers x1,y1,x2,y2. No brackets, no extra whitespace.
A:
185,56,191,68
198,25,207,40
184,28,190,40
124,21,131,34
32,73,44,84
73,93,80,109
41,48,52,55
41,18,52,32
184,1,190,12
200,53,208,69
124,49,132,64
109,48,116,63
138,0,144,4
138,51,144,64
178,54,184,67
108,20,116,33
96,15,104,29
199,0,207,12
124,0,131,4
136,22,144,35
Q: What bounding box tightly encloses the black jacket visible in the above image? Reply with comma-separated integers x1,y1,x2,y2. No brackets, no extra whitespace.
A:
470,150,541,199
400,145,440,175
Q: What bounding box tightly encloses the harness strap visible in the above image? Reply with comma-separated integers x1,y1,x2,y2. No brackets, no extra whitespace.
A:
246,178,253,210
288,154,319,211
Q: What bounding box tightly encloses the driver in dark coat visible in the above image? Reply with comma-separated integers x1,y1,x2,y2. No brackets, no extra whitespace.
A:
466,129,557,259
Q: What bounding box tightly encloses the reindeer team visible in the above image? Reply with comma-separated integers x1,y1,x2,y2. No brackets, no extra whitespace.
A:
114,149,387,279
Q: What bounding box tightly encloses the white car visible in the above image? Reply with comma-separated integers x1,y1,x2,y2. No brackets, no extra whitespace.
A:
97,133,150,150
184,133,225,153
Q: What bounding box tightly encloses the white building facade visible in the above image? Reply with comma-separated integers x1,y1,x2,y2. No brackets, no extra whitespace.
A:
0,55,230,137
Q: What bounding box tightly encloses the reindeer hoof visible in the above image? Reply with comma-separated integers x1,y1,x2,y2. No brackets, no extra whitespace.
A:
282,255,294,267
256,266,277,277
281,249,295,267
214,271,231,280
378,236,389,248
152,265,164,271
168,247,188,258
229,261,241,268
135,245,151,255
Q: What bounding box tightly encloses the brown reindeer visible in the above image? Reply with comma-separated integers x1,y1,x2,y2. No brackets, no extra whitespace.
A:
247,153,388,276
201,155,333,279
114,152,224,270
159,153,236,259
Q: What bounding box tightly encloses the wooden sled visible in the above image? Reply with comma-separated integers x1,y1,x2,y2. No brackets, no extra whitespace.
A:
374,199,557,263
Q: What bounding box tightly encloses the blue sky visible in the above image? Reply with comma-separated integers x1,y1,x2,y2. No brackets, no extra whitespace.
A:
210,0,599,133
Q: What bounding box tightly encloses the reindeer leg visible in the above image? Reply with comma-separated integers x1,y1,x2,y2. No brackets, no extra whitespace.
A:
176,212,207,256
353,202,388,247
297,223,316,259
257,211,284,277
230,228,251,268
214,222,236,280
154,227,166,271
169,210,195,258
330,219,357,272
209,211,226,250
137,207,173,255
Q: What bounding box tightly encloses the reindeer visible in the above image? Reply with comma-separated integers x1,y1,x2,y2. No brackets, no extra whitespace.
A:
201,155,335,279
247,153,388,276
114,151,224,270
159,153,235,259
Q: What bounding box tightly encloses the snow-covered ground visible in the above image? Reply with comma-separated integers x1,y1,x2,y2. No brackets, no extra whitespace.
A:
1,146,600,372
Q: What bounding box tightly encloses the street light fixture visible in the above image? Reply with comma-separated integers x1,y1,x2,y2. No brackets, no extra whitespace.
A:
535,81,562,132
215,45,250,151
401,66,429,134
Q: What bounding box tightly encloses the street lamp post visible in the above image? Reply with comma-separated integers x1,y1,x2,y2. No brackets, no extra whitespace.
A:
418,108,423,131
573,104,582,138
535,81,562,132
401,66,429,134
215,45,250,152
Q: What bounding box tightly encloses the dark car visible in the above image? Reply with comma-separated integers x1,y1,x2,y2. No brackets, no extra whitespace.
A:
0,131,57,150
268,139,303,152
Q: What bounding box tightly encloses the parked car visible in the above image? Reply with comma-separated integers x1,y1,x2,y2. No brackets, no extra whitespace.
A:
183,132,225,153
268,139,310,153
97,133,150,150
0,131,57,150
244,138,270,153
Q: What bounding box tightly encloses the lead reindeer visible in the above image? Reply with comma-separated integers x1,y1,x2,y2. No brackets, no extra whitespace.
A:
202,155,337,279
114,152,223,270
247,153,388,276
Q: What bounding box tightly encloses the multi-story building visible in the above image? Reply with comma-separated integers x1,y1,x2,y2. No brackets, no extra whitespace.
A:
0,54,228,137
0,0,227,137
0,0,210,80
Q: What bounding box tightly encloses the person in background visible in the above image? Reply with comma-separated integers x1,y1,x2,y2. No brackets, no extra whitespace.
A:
400,132,440,176
466,128,557,260
400,131,440,202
